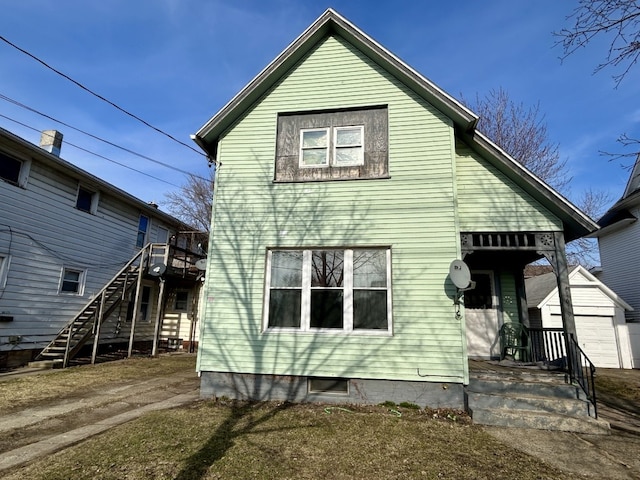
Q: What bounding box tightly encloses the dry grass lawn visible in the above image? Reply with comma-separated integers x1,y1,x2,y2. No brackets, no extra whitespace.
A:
2,400,581,480
0,355,593,480
0,354,195,414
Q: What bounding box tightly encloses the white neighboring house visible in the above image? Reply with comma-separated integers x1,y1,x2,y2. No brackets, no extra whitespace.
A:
526,265,634,369
593,155,640,369
0,128,205,368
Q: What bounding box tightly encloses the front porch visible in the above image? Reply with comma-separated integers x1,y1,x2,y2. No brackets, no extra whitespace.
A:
466,358,609,433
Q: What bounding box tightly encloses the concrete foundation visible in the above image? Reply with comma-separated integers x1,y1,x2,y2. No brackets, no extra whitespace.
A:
200,371,465,409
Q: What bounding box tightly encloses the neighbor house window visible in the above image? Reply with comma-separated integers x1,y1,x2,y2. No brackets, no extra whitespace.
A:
0,255,10,289
275,106,388,182
264,248,391,333
140,285,152,321
174,291,189,311
59,267,85,295
136,215,149,248
0,150,31,187
76,186,99,213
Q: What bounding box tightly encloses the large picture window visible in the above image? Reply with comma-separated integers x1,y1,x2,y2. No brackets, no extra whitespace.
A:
264,248,391,333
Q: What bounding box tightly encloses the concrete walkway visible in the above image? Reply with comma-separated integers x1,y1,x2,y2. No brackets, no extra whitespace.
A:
0,368,200,473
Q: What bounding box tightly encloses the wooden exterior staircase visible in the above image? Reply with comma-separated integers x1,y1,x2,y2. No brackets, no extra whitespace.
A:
35,246,155,367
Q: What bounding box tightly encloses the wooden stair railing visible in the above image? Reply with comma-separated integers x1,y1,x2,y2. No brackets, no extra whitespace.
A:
36,245,153,367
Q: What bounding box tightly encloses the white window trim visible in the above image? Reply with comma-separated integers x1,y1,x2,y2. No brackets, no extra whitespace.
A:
0,255,10,289
58,267,87,295
76,185,100,214
0,150,32,188
263,248,392,335
299,128,330,168
333,125,364,166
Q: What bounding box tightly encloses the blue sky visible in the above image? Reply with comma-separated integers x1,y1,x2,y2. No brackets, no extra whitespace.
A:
1,1,638,212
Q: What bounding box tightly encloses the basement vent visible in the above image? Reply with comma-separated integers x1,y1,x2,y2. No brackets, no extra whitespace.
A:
308,377,349,395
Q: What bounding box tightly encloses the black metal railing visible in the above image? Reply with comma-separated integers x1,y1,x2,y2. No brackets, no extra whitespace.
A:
528,327,598,418
567,335,598,418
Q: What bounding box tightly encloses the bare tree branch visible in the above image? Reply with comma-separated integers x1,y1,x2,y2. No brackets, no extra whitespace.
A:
461,88,571,192
555,0,640,87
163,171,215,233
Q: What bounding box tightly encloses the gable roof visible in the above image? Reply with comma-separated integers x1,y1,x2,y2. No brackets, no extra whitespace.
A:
192,8,598,241
525,265,633,310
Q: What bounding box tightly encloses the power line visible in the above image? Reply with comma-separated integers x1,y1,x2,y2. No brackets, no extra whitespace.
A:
0,93,209,181
0,114,182,188
0,34,206,157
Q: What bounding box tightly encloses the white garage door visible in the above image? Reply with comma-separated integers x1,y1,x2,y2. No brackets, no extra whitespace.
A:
551,314,620,368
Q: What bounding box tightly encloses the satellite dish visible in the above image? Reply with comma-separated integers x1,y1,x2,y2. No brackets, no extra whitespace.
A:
148,263,166,277
195,259,207,271
449,259,471,289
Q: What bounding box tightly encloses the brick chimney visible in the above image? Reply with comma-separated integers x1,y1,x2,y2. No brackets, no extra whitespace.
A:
40,130,63,156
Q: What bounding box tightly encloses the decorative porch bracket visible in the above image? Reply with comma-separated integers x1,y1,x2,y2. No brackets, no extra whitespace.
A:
460,231,578,373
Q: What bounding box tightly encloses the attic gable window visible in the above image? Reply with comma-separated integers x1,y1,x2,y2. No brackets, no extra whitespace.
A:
334,126,364,166
264,247,392,334
276,106,388,182
300,128,329,167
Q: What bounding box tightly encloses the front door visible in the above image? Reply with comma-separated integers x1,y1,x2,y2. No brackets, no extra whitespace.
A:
464,271,501,359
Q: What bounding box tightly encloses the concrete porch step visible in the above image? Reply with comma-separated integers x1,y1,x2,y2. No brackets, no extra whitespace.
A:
468,377,586,400
470,407,610,434
467,391,592,417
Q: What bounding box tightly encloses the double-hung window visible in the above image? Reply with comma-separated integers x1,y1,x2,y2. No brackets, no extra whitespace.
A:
300,128,330,167
333,126,364,166
265,248,391,333
299,126,364,168
59,267,85,295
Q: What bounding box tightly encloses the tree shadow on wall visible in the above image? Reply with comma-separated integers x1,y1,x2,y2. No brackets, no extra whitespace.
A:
176,160,389,478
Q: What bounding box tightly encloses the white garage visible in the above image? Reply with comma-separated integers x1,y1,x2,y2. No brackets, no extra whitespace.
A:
526,266,634,369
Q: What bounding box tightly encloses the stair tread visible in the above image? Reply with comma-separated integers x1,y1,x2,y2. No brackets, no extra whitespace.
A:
470,407,610,434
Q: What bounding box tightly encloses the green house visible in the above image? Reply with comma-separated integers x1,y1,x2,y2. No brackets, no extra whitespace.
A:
192,9,596,409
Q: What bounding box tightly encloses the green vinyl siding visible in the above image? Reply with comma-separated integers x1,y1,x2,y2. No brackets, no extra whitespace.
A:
499,272,519,324
198,35,467,383
455,142,562,232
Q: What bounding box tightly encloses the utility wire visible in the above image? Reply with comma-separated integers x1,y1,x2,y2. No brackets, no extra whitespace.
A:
0,114,181,188
0,93,208,182
0,34,205,157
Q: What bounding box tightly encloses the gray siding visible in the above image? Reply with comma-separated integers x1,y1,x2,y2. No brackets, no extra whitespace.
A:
0,145,177,352
598,206,640,321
